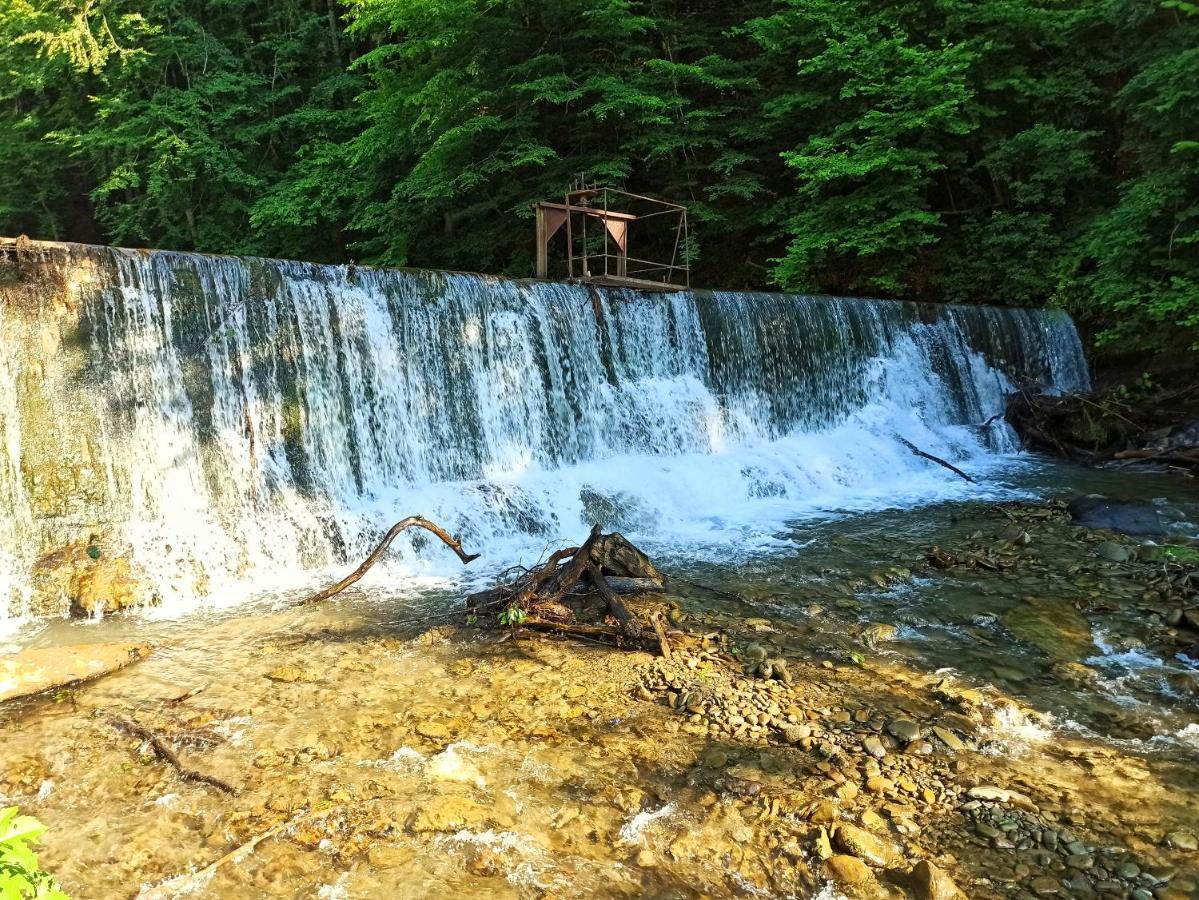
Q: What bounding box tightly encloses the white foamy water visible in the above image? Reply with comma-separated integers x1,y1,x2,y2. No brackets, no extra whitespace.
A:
0,245,1090,622
980,703,1054,756
618,802,677,844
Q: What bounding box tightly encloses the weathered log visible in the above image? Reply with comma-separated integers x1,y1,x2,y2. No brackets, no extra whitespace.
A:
586,563,640,637
590,532,666,583
572,576,663,595
109,716,238,795
300,516,478,604
0,642,152,704
894,435,976,483
541,524,604,602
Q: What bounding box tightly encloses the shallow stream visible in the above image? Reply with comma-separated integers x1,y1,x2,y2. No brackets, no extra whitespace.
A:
4,460,1199,899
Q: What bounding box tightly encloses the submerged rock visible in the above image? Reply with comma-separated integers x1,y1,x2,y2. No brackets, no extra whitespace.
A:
0,642,152,702
1068,495,1165,537
887,719,921,743
861,623,899,647
406,797,493,833
1001,597,1097,661
931,726,965,752
1165,830,1198,852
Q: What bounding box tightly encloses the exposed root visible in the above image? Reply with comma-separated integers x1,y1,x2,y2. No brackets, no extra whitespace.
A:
1005,382,1199,472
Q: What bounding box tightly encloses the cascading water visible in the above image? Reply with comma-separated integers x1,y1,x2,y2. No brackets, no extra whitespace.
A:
0,242,1089,621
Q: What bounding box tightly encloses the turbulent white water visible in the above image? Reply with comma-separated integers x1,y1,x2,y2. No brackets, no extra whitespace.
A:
0,246,1089,617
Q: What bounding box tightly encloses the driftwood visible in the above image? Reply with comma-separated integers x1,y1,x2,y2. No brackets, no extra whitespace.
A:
1005,383,1199,472
586,563,640,637
469,528,668,651
894,435,976,483
300,516,479,604
0,643,152,704
109,716,238,795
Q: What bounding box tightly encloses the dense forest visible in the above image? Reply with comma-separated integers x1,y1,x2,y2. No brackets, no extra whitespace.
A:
1,0,1196,351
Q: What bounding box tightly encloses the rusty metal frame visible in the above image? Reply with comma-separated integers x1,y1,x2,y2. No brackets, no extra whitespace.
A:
532,185,689,291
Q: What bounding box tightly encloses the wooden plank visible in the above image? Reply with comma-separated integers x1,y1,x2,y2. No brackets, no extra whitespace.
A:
534,202,637,222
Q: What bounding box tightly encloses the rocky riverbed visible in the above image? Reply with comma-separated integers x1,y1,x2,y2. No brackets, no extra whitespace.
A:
2,486,1198,899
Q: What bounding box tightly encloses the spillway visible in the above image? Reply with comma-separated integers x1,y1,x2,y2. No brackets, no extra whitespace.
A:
0,240,1089,621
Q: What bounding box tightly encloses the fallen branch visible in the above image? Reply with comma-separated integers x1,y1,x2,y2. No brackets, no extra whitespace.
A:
138,807,334,900
895,436,976,483
300,516,479,604
520,617,660,650
109,716,238,795
650,612,673,660
466,527,677,651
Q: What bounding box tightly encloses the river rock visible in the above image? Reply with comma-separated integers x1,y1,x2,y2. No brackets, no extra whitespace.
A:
1068,495,1165,536
910,860,967,900
931,726,965,751
744,643,768,665
1164,829,1198,851
887,719,921,742
0,642,152,703
833,823,903,867
590,531,665,582
862,736,887,759
966,785,1033,806
1030,875,1064,895
1096,541,1132,563
416,721,451,740
825,854,884,897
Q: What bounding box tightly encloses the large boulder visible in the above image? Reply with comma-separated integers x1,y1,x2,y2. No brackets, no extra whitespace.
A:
1067,495,1165,537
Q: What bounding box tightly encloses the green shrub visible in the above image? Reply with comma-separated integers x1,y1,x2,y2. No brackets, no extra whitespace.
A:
0,807,68,899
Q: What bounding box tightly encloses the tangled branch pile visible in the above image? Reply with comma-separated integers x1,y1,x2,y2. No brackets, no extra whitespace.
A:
467,525,674,653
1005,383,1199,472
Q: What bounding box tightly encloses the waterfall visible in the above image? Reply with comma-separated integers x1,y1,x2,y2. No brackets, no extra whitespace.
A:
0,242,1089,620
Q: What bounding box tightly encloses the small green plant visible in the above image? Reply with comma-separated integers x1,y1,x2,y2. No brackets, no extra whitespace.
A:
497,606,527,627
0,807,69,899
